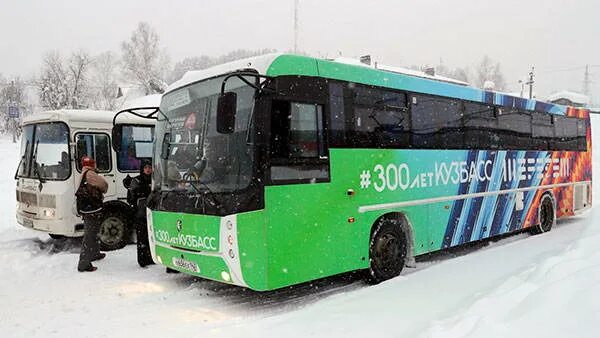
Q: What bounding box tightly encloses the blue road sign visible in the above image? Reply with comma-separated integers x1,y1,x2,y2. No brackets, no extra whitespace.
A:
8,106,19,118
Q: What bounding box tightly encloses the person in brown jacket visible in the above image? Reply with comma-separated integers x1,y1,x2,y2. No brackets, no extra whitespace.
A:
76,156,109,272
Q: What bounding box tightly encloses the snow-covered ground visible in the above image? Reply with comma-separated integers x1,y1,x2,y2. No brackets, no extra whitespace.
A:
1,117,599,337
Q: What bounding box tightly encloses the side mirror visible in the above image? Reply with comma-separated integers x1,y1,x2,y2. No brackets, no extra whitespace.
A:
217,92,237,134
111,125,123,152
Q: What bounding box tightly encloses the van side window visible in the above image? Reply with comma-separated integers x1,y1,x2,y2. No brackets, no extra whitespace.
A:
117,125,154,172
76,133,111,172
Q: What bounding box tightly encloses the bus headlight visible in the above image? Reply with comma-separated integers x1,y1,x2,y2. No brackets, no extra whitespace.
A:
41,208,56,219
221,271,231,282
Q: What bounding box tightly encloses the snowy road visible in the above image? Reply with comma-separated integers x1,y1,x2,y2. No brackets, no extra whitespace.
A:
1,112,600,338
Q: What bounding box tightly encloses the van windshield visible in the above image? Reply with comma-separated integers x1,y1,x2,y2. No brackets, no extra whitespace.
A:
17,122,70,181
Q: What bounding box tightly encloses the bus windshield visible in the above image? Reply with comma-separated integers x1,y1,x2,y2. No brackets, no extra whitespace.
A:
17,122,70,181
155,75,256,193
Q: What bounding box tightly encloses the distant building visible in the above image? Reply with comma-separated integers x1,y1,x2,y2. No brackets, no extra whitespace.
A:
546,90,590,107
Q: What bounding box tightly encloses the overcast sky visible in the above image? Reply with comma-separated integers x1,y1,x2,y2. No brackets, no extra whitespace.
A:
1,0,599,102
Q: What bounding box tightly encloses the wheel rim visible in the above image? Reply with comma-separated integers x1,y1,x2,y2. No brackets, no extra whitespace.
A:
373,232,401,276
540,198,554,232
99,216,125,246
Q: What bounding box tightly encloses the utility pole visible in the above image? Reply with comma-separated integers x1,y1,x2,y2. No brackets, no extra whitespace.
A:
294,0,299,53
9,80,17,143
583,64,591,97
526,67,535,99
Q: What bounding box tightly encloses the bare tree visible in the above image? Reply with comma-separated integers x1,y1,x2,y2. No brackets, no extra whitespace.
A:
39,51,69,110
121,22,169,95
38,50,93,109
168,56,212,83
68,50,92,108
435,63,470,84
0,76,28,137
89,51,120,110
475,55,506,91
451,67,470,84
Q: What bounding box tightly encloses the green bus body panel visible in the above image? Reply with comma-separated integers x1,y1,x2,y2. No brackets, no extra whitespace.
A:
235,211,269,289
155,245,229,282
266,55,320,77
152,211,221,252
152,210,271,290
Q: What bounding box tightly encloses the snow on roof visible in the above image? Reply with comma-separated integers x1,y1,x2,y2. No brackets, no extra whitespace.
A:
22,109,154,125
332,57,469,86
120,94,162,110
546,90,590,105
166,53,283,93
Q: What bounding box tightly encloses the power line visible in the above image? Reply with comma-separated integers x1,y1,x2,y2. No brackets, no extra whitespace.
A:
538,65,600,74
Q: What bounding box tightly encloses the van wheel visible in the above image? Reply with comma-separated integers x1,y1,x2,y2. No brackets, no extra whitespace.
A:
531,195,555,235
365,218,407,284
49,234,65,240
98,210,130,251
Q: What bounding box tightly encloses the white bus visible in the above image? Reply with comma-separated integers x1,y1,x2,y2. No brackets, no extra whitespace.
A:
15,108,156,250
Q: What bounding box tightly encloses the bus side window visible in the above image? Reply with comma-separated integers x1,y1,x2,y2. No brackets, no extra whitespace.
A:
270,101,329,183
577,119,588,151
75,133,112,173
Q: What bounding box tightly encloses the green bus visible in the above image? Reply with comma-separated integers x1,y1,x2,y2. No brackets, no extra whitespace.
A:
146,54,592,291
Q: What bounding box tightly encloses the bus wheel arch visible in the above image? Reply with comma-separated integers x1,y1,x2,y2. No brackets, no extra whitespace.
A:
531,191,556,235
365,212,414,284
98,201,134,251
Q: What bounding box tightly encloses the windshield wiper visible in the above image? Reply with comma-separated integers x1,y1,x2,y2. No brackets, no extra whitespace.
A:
182,171,223,211
14,140,30,180
32,140,46,191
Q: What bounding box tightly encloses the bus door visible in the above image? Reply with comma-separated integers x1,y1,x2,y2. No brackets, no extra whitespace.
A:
265,100,354,277
74,132,116,198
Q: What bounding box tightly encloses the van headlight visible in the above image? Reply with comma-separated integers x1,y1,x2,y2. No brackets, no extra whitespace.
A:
41,208,56,219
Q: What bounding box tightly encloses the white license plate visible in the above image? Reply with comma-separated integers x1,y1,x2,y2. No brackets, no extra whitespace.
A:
172,257,200,273
22,218,34,228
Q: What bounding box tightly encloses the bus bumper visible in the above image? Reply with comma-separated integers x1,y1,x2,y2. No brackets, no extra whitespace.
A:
147,210,256,289
16,211,84,237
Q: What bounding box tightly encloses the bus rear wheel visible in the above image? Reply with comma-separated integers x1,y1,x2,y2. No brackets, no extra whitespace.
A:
366,218,407,284
98,210,130,251
531,195,555,235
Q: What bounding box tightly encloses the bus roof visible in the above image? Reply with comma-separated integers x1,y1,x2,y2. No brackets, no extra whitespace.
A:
22,109,155,126
166,53,283,93
167,53,586,116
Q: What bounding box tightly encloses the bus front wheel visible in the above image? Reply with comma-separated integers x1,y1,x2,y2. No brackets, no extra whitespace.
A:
531,194,555,235
98,210,131,251
366,218,407,284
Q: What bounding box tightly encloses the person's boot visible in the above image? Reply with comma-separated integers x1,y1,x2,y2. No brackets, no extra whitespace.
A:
92,253,106,261
78,264,97,272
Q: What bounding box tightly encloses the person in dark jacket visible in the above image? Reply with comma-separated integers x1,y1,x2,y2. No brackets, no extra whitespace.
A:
127,159,155,267
76,156,108,272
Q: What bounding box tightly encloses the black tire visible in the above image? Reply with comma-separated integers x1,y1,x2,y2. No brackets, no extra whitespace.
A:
98,210,131,251
365,218,407,284
49,233,65,240
530,194,555,235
